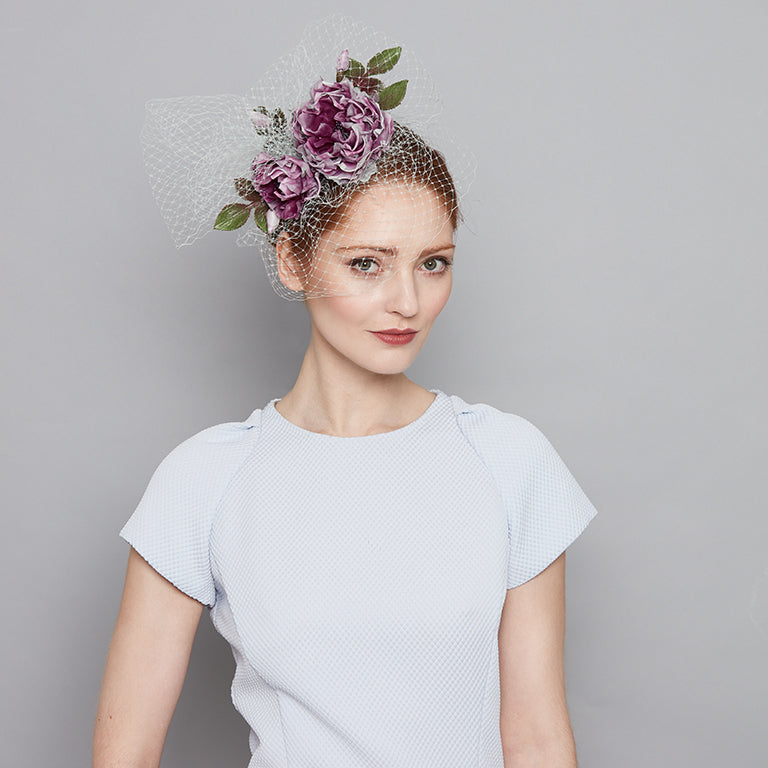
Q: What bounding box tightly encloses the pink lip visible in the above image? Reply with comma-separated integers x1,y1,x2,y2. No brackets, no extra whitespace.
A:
370,328,419,346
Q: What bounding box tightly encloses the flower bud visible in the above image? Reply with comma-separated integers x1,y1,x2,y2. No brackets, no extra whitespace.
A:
336,49,350,72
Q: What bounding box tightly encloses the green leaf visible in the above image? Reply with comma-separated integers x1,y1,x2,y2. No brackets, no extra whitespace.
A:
347,58,366,78
253,207,269,233
272,108,287,129
354,76,382,96
366,47,401,76
214,203,251,231
378,79,408,110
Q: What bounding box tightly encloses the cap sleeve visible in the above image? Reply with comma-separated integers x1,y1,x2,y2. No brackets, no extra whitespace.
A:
453,398,598,589
119,419,259,606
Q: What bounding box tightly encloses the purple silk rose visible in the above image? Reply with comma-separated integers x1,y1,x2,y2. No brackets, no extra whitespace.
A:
251,152,321,228
292,79,394,182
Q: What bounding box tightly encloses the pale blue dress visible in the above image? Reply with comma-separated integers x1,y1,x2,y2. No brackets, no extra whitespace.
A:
120,390,598,767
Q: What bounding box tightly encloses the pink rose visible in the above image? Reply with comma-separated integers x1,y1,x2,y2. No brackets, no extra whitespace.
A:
292,79,394,182
251,152,321,226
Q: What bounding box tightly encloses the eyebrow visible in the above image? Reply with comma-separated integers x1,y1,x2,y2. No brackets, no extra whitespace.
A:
334,244,456,256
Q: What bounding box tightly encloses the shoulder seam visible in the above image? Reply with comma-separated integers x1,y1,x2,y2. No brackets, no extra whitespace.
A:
207,411,264,593
211,411,264,520
449,400,502,502
447,393,477,418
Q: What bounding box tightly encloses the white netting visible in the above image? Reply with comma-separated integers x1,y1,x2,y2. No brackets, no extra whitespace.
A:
141,14,475,300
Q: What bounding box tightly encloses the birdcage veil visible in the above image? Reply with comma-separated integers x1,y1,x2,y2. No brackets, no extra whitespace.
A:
140,14,475,300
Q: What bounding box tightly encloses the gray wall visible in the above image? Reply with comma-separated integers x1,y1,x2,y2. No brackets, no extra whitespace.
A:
2,1,766,766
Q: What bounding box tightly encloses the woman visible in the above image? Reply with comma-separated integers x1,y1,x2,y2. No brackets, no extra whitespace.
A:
94,19,597,768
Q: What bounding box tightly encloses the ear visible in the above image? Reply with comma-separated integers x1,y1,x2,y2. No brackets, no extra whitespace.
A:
275,232,306,292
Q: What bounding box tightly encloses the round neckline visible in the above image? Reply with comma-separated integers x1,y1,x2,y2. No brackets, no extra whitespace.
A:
264,389,446,441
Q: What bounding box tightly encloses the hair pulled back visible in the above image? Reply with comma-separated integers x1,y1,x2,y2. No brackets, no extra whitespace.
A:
278,124,460,260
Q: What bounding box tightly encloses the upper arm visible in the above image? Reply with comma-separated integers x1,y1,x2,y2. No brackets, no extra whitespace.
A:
93,547,205,768
498,552,577,764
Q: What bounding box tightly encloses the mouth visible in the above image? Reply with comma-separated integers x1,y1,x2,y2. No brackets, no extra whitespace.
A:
369,328,419,346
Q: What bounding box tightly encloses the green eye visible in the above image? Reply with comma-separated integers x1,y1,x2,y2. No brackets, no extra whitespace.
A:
350,257,379,275
422,257,450,273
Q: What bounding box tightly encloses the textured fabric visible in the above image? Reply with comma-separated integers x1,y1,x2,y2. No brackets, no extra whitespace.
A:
120,390,597,768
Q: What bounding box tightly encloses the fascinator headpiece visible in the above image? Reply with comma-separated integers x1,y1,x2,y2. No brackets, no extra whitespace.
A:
141,15,473,299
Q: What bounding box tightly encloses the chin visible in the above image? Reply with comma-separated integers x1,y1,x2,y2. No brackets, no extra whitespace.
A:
365,360,414,376
351,346,423,376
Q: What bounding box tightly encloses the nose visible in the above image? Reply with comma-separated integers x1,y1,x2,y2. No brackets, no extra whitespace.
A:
383,264,419,317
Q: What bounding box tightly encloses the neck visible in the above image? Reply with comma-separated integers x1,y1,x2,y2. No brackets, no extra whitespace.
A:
275,326,434,437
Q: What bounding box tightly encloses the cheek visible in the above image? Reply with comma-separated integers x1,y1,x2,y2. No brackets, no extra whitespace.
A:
313,294,373,332
423,276,452,320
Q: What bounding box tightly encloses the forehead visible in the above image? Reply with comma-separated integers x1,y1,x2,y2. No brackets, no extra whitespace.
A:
322,182,454,251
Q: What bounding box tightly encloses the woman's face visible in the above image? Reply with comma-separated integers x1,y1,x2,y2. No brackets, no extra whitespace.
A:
299,182,455,376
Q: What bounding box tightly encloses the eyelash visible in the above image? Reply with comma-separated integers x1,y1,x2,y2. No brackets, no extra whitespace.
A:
349,257,381,276
347,256,453,276
420,256,453,274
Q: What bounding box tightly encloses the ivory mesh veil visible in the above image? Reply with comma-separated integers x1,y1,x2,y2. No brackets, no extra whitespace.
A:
141,15,474,300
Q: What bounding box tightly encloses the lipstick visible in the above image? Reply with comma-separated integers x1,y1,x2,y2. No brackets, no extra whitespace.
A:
370,328,418,346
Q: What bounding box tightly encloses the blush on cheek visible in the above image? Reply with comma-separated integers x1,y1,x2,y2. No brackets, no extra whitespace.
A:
306,293,373,347
328,293,369,314
426,279,452,319
320,293,373,327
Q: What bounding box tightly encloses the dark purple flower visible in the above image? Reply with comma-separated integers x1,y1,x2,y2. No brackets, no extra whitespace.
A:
251,152,321,228
292,79,394,182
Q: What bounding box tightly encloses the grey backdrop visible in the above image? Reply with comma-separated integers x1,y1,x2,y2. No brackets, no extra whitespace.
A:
2,1,766,766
